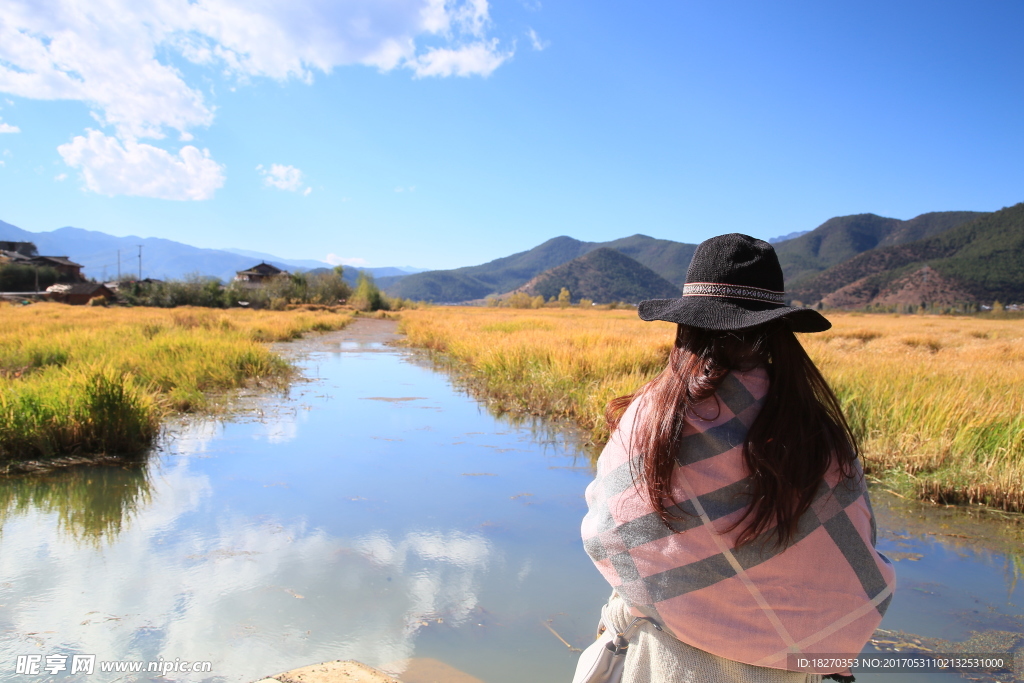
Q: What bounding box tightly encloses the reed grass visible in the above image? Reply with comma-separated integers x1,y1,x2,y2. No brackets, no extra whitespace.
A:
0,304,352,463
401,308,1024,512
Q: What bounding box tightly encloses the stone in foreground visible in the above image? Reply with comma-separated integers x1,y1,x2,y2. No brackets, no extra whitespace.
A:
255,659,398,683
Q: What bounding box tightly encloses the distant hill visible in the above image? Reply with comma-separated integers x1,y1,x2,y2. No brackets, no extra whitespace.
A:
769,230,809,243
385,234,697,302
386,210,985,304
220,248,332,271
0,221,278,281
791,203,1024,306
521,248,681,303
774,211,985,286
597,235,697,286
0,220,418,282
302,265,422,288
228,249,425,280
384,236,594,302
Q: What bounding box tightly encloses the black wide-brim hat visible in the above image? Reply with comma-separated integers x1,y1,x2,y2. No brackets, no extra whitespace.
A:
638,233,830,333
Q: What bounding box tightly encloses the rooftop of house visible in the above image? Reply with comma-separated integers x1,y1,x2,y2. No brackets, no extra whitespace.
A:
30,255,83,268
0,250,35,262
237,261,287,276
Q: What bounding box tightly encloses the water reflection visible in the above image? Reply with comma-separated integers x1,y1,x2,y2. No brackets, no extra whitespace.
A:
167,419,224,458
405,350,600,464
0,458,499,681
0,463,151,545
255,409,300,445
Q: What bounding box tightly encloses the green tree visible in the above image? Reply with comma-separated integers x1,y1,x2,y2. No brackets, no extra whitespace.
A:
0,264,64,292
308,270,352,305
557,287,571,308
505,292,532,308
350,271,388,312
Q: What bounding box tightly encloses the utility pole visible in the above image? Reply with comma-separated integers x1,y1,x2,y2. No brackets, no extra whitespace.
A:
137,245,143,280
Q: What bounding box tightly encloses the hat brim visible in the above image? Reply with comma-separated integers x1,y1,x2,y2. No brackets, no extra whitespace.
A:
638,296,831,333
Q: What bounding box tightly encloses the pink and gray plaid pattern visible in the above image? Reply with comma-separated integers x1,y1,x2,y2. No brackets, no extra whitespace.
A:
582,367,895,673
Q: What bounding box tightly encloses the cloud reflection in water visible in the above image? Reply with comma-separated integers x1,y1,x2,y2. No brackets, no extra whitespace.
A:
0,457,493,681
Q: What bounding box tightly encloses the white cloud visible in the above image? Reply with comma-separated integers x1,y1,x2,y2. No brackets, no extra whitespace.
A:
326,254,368,267
0,0,511,141
0,0,514,199
303,187,312,196
58,130,225,200
54,173,67,181
409,39,511,78
527,28,549,51
258,163,306,192
0,119,19,133
0,3,214,141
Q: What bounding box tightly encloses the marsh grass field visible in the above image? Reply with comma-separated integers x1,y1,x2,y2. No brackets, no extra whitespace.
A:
401,307,1024,513
0,304,352,465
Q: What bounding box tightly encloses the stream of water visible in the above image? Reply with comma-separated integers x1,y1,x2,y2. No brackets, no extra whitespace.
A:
0,319,1021,682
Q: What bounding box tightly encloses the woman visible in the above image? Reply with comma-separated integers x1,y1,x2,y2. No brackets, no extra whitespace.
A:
581,234,895,683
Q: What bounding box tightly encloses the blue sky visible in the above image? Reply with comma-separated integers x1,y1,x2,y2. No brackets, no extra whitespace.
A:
0,0,1022,270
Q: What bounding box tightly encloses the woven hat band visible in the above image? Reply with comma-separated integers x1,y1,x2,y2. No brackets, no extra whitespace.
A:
682,282,785,305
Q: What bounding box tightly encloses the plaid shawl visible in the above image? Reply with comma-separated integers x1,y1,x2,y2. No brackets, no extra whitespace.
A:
582,367,895,673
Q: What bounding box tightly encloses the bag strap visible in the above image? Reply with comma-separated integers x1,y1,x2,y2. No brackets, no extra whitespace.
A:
599,603,663,656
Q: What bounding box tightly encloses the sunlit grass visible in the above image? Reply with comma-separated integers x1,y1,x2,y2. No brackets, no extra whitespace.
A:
0,303,352,462
401,307,1024,512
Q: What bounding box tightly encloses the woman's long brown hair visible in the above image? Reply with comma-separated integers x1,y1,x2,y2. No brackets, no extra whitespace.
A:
606,322,859,548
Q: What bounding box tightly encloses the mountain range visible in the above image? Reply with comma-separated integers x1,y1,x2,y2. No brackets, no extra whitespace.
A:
4,202,1021,307
382,234,697,303
772,211,985,286
0,220,422,282
790,203,1024,307
382,206,1021,306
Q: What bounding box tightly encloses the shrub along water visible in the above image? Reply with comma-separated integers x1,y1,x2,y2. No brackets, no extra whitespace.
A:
116,269,417,312
0,304,352,463
117,269,355,309
349,271,388,312
400,308,1024,513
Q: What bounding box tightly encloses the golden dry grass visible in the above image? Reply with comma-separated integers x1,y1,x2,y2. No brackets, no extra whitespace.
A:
401,307,1024,512
0,303,352,462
